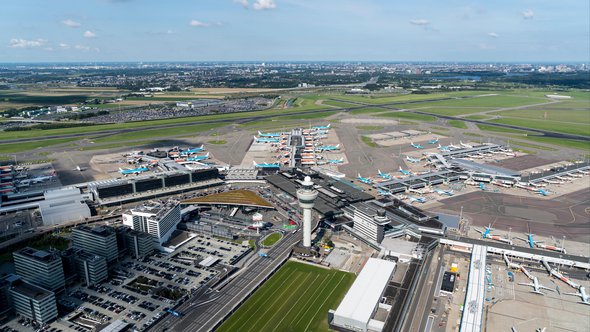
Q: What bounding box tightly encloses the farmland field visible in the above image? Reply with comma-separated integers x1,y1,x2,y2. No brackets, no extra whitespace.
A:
217,261,355,332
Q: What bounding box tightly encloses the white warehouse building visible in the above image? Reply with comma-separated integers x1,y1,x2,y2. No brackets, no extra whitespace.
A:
122,202,181,248
330,258,396,332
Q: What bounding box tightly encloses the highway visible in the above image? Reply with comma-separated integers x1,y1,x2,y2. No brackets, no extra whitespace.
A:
3,94,588,144
151,231,300,332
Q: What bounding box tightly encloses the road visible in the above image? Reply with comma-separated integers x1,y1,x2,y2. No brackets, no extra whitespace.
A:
3,94,588,145
150,232,300,332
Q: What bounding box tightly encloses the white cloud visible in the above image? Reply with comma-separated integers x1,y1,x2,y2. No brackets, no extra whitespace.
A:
83,30,96,38
522,9,534,19
487,32,499,38
253,0,276,10
410,19,430,26
8,38,47,48
190,20,209,27
74,45,99,52
234,0,249,8
59,43,70,49
62,19,81,28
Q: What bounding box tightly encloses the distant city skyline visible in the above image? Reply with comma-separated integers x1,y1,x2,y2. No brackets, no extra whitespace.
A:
2,0,589,62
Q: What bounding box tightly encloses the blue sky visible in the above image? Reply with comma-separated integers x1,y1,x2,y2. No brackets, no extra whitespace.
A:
1,0,588,62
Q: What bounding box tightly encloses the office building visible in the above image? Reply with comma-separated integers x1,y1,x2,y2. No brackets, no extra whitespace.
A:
9,280,57,324
119,227,155,258
72,225,118,263
351,205,390,243
13,248,65,293
330,258,396,332
75,251,108,287
122,202,181,246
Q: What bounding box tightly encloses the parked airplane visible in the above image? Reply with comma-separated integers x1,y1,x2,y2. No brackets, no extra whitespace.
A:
427,138,439,144
179,145,205,156
479,183,488,191
398,167,412,176
254,136,280,143
519,276,554,295
448,142,460,149
536,189,550,196
252,161,280,168
119,166,149,175
378,189,393,196
503,253,533,279
410,142,424,149
377,169,392,180
541,258,580,289
564,287,590,305
327,158,344,165
258,131,282,137
408,196,427,204
186,153,210,162
312,124,331,130
316,144,340,151
437,144,451,152
514,229,566,253
434,189,454,196
31,175,54,183
460,141,473,148
406,156,422,163
475,224,493,239
357,174,373,184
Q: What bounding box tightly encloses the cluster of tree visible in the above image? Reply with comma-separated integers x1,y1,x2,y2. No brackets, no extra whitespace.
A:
64,110,109,120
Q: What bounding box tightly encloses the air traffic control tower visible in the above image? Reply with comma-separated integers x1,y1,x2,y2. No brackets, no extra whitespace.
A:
296,176,318,247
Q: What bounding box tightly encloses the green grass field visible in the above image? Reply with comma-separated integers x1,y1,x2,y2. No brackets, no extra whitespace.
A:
361,136,377,147
417,107,494,116
0,137,79,154
490,108,590,123
261,233,282,247
448,120,467,129
217,261,355,332
489,118,590,137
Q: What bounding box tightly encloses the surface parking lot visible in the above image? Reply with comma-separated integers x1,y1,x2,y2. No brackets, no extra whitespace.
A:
2,233,252,332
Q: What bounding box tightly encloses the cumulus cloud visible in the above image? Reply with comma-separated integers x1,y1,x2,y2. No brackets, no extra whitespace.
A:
234,0,249,8
522,9,534,19
410,19,430,26
190,20,209,27
487,32,499,38
253,0,276,10
59,43,70,49
8,38,47,48
62,19,81,28
83,30,96,38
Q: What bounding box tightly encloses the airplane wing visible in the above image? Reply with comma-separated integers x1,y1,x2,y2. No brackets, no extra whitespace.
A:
518,283,534,287
539,286,555,292
562,292,580,296
514,237,527,241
